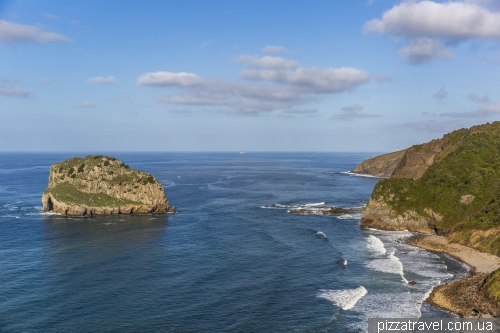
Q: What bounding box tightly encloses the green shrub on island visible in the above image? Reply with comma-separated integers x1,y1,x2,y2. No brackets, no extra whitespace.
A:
45,182,140,207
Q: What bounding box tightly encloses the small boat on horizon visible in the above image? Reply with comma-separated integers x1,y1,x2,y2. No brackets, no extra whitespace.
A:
240,151,245,155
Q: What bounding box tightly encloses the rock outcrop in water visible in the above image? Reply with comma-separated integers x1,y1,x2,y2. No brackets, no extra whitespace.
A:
350,150,406,178
288,206,363,215
42,155,171,216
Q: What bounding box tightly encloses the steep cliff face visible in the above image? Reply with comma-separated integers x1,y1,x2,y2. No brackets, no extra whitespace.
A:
42,155,171,216
391,128,468,179
360,196,434,233
350,150,406,178
361,122,500,243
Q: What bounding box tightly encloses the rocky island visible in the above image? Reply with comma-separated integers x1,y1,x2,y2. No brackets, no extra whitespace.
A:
42,155,173,216
355,122,500,316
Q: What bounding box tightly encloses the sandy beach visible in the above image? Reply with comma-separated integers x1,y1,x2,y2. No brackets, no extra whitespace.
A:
408,235,500,317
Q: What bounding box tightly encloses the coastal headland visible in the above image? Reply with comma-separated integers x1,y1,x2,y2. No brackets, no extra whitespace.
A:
42,155,173,216
354,122,500,316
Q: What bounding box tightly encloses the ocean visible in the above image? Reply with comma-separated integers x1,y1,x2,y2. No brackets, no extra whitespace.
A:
0,152,468,332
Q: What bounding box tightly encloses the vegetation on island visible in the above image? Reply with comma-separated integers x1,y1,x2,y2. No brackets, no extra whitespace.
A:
43,155,169,213
45,182,140,208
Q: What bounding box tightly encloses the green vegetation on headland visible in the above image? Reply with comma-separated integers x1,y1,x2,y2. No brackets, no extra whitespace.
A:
371,122,500,239
359,122,500,309
482,268,500,305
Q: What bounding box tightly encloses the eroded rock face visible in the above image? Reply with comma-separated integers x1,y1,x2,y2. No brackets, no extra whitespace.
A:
351,150,406,178
360,197,434,233
42,155,171,216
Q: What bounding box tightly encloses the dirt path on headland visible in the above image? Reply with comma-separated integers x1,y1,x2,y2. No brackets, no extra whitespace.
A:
407,235,500,317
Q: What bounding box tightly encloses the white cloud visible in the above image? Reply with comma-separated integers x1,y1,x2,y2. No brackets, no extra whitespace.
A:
199,40,214,49
240,66,370,93
0,86,32,98
283,109,318,114
140,56,369,115
238,55,300,69
157,94,226,105
468,93,490,103
374,75,392,82
42,13,79,25
168,109,191,114
0,20,71,44
365,1,500,62
331,104,380,120
441,102,500,117
365,1,500,39
341,104,364,112
75,101,95,108
402,120,465,132
433,86,448,103
86,76,117,85
399,38,455,63
38,78,52,84
261,45,288,54
137,71,205,87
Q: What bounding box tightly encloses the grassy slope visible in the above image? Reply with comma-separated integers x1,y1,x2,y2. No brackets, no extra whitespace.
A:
372,122,500,234
45,155,155,207
45,182,140,207
370,122,500,305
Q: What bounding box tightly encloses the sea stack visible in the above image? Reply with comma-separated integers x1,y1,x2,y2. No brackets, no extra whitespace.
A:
42,155,171,216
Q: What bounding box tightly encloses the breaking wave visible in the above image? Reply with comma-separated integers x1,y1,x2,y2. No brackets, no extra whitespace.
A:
339,171,385,178
366,248,408,284
366,235,386,255
318,286,367,310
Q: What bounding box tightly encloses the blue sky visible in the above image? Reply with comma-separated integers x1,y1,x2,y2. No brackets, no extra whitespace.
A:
1,0,500,152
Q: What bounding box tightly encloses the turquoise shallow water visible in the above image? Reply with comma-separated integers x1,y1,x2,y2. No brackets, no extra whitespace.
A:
0,153,466,332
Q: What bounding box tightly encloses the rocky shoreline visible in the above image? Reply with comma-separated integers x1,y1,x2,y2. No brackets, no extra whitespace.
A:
407,235,500,317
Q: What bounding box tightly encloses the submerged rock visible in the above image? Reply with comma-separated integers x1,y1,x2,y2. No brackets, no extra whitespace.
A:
42,155,173,216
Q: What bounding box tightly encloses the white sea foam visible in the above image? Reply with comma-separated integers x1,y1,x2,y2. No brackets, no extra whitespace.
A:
1,215,19,219
41,212,61,216
340,171,386,178
260,202,326,210
259,205,277,209
360,229,467,320
366,248,408,284
315,231,326,239
366,235,386,255
318,286,367,310
304,202,325,207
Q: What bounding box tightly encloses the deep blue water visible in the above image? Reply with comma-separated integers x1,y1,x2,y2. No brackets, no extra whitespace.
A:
0,153,467,332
